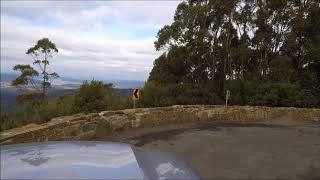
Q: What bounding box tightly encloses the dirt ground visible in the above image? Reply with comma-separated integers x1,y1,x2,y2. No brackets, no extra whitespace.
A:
94,119,320,179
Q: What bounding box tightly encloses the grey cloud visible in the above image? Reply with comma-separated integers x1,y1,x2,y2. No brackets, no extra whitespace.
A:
1,1,180,80
1,1,181,31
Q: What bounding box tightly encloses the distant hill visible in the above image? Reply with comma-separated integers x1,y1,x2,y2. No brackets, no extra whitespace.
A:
0,73,144,88
1,73,139,113
107,79,144,89
0,73,19,81
0,87,76,113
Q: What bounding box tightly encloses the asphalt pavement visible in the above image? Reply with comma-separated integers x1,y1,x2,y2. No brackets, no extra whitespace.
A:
94,120,320,179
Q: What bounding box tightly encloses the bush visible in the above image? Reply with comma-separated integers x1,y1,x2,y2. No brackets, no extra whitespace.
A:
73,80,115,113
140,81,223,107
34,96,76,123
174,83,223,105
73,80,131,113
226,80,309,107
1,80,133,130
140,81,173,107
0,96,75,130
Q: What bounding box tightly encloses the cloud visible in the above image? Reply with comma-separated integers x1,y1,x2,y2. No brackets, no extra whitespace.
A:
1,1,181,81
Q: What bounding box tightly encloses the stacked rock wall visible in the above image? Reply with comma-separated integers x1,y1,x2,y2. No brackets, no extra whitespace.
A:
1,105,319,145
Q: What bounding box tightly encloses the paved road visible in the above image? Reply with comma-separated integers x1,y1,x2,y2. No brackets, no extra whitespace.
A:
94,121,320,179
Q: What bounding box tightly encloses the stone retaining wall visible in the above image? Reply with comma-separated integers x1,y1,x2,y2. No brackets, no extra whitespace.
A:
1,105,319,145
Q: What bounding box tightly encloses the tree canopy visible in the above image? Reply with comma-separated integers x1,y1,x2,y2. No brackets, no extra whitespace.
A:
143,0,320,108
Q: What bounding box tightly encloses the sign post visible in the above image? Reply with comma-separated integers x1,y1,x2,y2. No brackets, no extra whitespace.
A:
225,90,230,106
132,88,140,108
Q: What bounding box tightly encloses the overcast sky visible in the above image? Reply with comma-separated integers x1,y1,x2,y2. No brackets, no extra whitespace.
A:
1,1,181,81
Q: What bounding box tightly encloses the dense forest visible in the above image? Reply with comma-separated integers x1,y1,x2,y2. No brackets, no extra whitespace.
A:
141,0,320,108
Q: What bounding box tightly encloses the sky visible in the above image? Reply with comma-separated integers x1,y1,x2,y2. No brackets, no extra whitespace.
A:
1,1,181,81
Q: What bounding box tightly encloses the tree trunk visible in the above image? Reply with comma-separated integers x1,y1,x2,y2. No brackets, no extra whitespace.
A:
42,53,48,102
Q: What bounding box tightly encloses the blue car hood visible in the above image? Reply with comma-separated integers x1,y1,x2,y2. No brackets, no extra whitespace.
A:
1,141,199,179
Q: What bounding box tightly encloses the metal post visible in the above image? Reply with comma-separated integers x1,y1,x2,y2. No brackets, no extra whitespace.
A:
133,100,136,109
225,90,230,107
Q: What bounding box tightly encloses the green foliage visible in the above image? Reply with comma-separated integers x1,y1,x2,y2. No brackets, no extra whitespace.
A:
26,38,58,55
11,65,39,87
16,92,44,106
73,80,131,113
140,81,223,107
146,0,320,108
173,83,223,105
140,81,173,107
74,80,114,113
1,96,75,131
1,80,132,130
226,80,307,107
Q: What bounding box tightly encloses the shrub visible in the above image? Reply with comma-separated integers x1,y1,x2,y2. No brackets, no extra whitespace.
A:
0,96,75,130
73,80,125,113
1,80,133,130
140,81,223,107
226,80,308,107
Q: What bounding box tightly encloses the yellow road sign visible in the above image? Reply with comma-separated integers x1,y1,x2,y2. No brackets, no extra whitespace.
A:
132,88,140,100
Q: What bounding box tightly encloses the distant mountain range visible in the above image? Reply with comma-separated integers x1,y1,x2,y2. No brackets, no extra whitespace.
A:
1,73,144,89
1,73,143,113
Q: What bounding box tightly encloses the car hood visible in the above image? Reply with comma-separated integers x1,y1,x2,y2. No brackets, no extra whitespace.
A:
1,141,199,179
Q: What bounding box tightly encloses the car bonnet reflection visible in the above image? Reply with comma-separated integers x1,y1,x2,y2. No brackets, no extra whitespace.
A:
1,142,143,179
